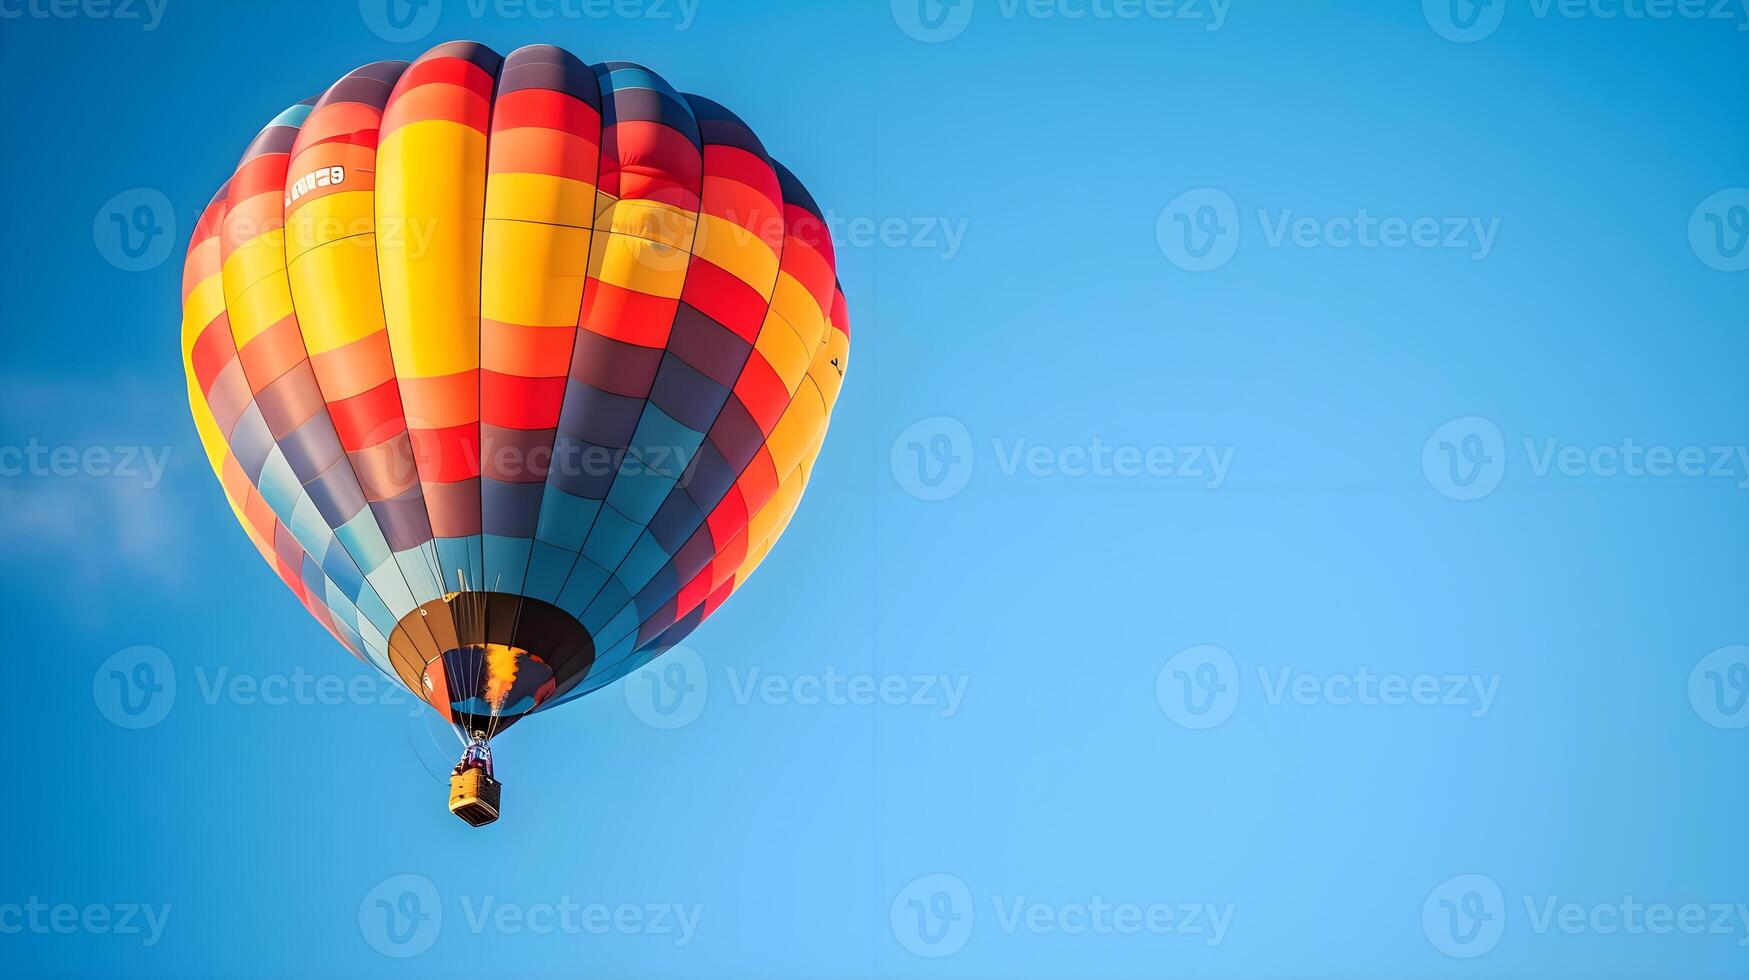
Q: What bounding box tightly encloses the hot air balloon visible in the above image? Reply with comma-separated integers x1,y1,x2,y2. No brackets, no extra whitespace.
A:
179,42,849,826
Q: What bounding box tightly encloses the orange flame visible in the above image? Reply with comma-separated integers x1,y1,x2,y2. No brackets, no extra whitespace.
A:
483,643,522,712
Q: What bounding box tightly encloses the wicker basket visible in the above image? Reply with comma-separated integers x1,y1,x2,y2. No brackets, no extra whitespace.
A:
448,769,502,827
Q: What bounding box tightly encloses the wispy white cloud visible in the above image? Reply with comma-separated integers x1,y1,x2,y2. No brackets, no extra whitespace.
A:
0,373,203,621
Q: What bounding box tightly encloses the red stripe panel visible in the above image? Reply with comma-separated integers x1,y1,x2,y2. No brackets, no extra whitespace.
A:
329,379,409,451
407,424,481,483
582,280,676,349
733,355,790,434
480,371,566,430
398,55,496,101
681,258,769,342
190,316,237,393
492,87,597,136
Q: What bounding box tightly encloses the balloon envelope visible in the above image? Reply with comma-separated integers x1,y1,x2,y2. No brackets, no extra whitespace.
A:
181,42,849,736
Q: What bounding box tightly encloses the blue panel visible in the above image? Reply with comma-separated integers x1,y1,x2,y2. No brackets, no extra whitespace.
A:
320,538,366,600
605,469,678,529
534,486,601,551
522,541,579,604
556,557,612,618
628,404,705,477
353,583,397,638
334,508,393,574
228,404,276,481
581,577,633,637
581,505,642,569
617,532,671,596
256,451,303,523
482,534,533,595
434,535,485,593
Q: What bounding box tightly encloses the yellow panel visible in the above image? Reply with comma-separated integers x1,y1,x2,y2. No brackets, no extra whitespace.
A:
693,214,780,294
743,466,802,555
286,190,377,262
288,239,389,354
221,231,288,308
182,277,228,349
733,539,771,587
770,272,827,352
227,272,295,348
586,232,688,297
595,198,697,250
486,173,596,227
736,467,808,584
809,328,850,408
481,220,590,326
771,464,810,541
753,313,811,393
180,310,249,532
376,120,486,379
764,376,826,477
184,375,229,472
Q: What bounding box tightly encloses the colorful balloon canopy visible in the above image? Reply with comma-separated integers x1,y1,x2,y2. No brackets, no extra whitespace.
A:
180,42,849,737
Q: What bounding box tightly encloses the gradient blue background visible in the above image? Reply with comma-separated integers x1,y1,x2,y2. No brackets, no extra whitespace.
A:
1,0,1746,976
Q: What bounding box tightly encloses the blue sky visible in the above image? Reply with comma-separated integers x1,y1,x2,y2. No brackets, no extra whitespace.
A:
1,0,1746,977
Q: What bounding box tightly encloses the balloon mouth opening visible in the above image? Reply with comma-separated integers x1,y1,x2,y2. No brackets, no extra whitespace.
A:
428,644,558,724
387,592,597,737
